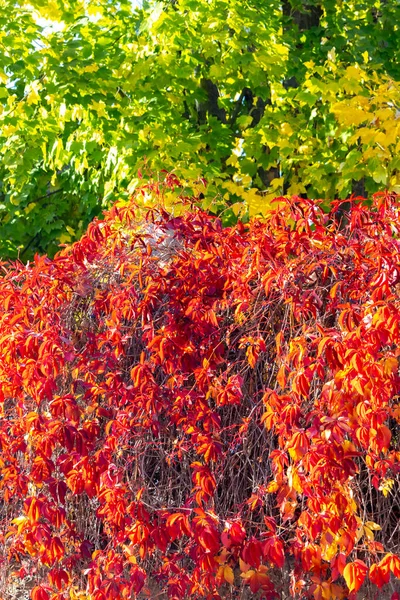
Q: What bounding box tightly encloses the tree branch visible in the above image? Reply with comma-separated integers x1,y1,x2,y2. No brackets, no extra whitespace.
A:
32,188,63,203
196,79,227,124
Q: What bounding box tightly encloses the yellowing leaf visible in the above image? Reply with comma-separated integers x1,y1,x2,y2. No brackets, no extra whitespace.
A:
365,521,381,531
59,233,71,244
343,560,368,593
223,565,234,585
11,515,28,534
379,478,394,497
331,102,372,127
26,81,41,105
363,525,374,541
287,466,302,493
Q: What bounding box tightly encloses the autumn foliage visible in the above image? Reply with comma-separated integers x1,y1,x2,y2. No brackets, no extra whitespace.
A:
0,178,400,599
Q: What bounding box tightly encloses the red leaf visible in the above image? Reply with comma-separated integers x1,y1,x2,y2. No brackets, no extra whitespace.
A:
369,561,390,588
242,539,263,569
241,568,272,593
130,565,146,594
263,536,285,568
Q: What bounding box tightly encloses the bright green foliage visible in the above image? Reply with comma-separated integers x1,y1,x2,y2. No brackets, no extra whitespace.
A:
0,0,400,258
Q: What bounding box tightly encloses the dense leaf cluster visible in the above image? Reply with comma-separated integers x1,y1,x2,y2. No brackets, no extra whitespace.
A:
0,0,400,257
0,179,399,599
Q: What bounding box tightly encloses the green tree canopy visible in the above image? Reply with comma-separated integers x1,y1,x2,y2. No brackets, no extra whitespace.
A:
1,0,400,258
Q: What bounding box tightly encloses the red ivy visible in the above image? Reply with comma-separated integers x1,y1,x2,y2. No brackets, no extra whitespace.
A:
0,179,399,599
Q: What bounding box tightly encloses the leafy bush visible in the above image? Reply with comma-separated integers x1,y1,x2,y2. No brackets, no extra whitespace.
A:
0,178,399,599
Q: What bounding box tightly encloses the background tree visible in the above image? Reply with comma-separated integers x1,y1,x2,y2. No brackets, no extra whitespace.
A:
0,0,400,258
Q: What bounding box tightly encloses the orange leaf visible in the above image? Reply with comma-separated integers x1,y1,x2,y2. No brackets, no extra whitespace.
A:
343,560,368,593
277,364,287,389
330,281,341,300
287,431,309,461
31,586,50,600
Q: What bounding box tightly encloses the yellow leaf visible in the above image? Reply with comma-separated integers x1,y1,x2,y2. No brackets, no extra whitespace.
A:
355,518,364,543
24,202,37,215
2,124,16,136
331,102,372,127
90,100,107,117
363,526,374,541
267,480,279,493
87,4,103,17
269,177,284,191
127,555,137,564
241,174,252,186
26,81,41,105
346,65,365,80
287,466,302,493
223,565,234,585
280,122,293,136
11,515,28,534
287,180,306,195
59,233,71,244
379,478,394,497
226,154,238,166
82,64,99,73
365,521,381,531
